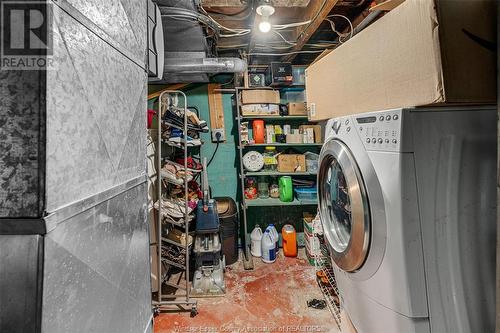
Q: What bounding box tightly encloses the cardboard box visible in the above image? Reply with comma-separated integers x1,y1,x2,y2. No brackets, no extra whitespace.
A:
287,102,307,116
277,154,306,173
241,89,280,104
286,134,302,144
305,0,496,121
299,125,322,143
240,104,279,116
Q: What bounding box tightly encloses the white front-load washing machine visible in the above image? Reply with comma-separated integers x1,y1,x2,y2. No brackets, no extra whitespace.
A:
317,106,496,333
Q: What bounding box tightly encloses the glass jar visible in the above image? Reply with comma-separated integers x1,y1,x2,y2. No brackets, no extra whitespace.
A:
263,146,278,171
258,176,269,199
244,177,258,200
269,176,280,198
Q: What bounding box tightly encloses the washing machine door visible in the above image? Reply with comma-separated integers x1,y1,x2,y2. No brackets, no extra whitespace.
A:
318,139,370,272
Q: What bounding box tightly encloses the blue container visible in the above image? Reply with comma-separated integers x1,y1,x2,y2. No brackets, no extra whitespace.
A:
294,187,317,202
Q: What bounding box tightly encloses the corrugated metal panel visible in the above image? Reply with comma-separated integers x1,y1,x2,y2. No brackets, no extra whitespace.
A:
46,4,147,212
64,0,147,65
0,71,45,218
42,183,151,333
0,235,43,332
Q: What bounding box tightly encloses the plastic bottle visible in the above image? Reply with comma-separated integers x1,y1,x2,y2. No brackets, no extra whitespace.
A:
267,224,279,254
250,225,263,257
261,230,276,263
282,224,297,257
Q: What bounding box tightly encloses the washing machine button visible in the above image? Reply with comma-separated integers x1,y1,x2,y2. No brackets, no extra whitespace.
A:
378,138,383,143
379,116,384,121
392,139,398,144
366,138,371,143
385,139,389,143
385,115,391,121
345,119,350,125
393,114,399,120
372,137,376,142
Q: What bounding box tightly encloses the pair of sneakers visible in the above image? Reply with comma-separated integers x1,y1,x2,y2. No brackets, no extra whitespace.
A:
161,161,193,185
154,198,194,219
166,128,202,147
162,105,209,133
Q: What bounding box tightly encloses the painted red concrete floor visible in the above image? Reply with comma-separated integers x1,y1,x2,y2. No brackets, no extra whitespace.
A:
154,249,340,333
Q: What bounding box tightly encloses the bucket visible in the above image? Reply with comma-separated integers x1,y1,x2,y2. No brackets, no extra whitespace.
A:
282,224,297,257
250,225,263,257
215,197,239,265
261,230,276,263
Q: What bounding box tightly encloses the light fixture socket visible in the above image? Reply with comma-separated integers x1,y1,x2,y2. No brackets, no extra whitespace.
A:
256,4,275,17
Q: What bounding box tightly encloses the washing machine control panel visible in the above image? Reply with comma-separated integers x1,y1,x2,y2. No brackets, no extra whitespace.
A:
353,109,402,152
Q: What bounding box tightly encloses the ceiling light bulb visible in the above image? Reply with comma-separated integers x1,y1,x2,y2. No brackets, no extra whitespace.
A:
258,20,271,33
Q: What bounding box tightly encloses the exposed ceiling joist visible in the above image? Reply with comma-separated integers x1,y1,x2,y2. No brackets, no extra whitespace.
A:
282,0,340,62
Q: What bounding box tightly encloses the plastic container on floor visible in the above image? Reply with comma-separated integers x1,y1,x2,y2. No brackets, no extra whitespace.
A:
282,224,297,257
250,225,263,257
267,224,279,254
294,187,317,202
261,230,277,263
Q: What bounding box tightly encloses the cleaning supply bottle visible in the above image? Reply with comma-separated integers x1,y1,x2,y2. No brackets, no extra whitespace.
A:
250,225,263,257
279,176,293,202
267,224,279,254
261,230,276,263
282,224,297,257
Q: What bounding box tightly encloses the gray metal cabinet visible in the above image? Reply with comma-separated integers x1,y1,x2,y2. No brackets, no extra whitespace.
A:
0,1,151,332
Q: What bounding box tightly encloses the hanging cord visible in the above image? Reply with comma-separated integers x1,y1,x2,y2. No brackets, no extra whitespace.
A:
207,132,222,167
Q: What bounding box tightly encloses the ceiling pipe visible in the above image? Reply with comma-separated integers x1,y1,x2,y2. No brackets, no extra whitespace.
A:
163,57,247,74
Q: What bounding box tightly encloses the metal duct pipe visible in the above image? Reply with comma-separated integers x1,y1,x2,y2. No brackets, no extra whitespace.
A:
163,57,247,74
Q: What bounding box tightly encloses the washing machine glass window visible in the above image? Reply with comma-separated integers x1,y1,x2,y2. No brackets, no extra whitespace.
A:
318,139,370,272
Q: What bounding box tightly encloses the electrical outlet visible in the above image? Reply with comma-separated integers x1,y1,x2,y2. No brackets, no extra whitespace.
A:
211,128,225,142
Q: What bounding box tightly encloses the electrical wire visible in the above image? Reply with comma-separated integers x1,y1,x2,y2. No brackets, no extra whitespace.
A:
248,50,324,56
326,14,354,43
272,30,296,46
296,0,329,39
207,139,221,167
272,20,311,30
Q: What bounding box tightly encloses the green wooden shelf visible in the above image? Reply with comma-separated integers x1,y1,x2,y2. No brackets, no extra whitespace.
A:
242,143,322,148
239,115,310,120
244,171,317,177
244,198,318,207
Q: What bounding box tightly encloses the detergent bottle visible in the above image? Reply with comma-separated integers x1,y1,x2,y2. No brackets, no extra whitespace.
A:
282,224,297,257
261,230,276,263
250,225,263,257
267,224,279,254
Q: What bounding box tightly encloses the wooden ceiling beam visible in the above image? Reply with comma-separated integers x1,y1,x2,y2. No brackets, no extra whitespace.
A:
282,0,340,63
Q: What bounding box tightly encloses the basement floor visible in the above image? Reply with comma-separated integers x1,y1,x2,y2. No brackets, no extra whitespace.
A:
154,249,340,333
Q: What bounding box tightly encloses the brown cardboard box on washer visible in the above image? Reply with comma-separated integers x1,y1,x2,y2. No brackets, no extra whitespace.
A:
305,0,496,121
277,154,306,173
